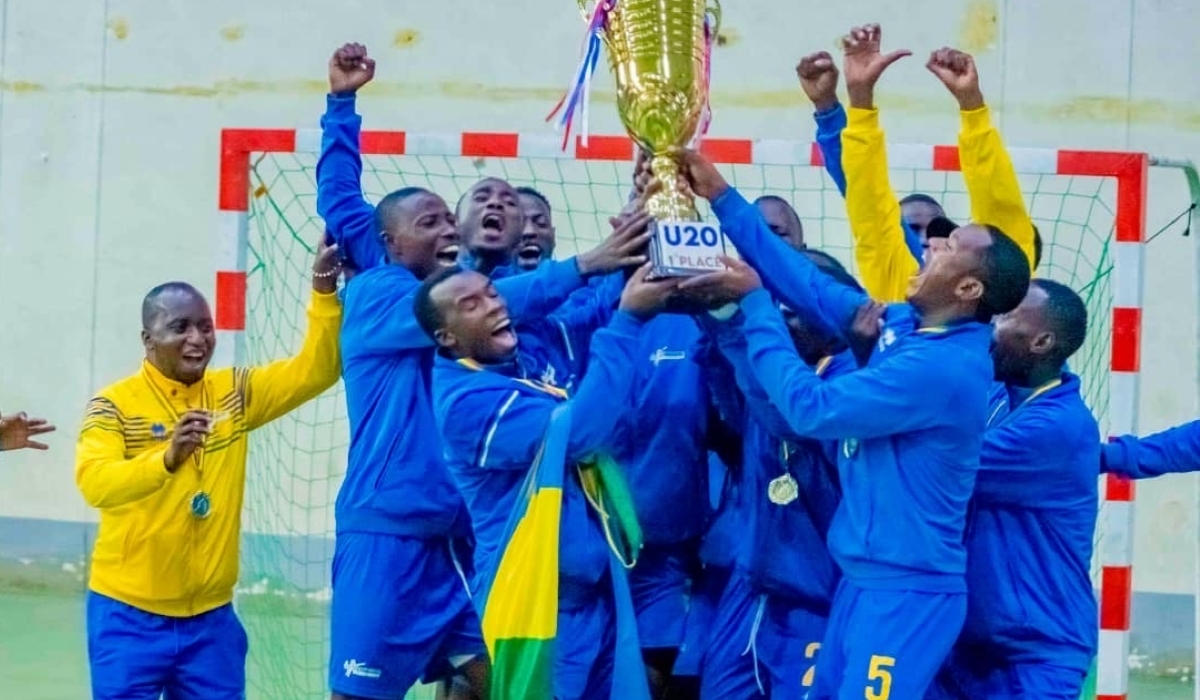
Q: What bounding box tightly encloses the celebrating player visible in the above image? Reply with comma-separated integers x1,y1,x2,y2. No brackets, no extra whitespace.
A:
75,239,343,700
316,42,653,700
827,27,1038,301
425,261,677,699
796,50,931,264
929,279,1098,699
692,249,861,698
674,143,1031,698
514,186,557,271
0,410,55,454
456,177,525,276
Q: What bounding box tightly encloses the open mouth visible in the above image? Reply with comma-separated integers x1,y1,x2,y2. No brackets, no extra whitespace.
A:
517,243,542,263
481,213,505,234
491,318,513,337
436,244,461,265
182,351,207,365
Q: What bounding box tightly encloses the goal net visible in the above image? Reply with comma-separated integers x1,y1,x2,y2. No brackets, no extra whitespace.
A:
222,130,1147,700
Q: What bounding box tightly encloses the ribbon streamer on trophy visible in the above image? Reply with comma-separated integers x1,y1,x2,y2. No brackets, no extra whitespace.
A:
549,0,729,277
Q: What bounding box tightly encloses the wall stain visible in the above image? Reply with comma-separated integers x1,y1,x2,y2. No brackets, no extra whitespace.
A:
220,25,245,42
107,18,129,41
0,78,1196,131
958,0,999,53
393,29,420,49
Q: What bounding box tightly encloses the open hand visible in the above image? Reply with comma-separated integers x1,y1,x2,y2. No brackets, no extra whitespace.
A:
619,263,681,320
577,195,656,276
329,43,376,95
841,24,911,109
796,51,840,112
677,256,762,304
926,47,984,111
0,412,56,452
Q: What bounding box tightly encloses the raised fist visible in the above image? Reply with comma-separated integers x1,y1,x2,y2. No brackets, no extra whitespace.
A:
329,43,376,95
796,51,839,112
926,47,984,111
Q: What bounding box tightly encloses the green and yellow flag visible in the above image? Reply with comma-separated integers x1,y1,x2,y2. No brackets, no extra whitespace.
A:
479,404,650,700
479,405,571,700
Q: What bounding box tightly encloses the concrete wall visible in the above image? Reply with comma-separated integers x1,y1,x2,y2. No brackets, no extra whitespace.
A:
1,0,1198,673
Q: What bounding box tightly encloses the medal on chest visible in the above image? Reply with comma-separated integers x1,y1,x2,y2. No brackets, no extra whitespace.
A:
767,473,799,505
191,491,212,519
769,440,799,506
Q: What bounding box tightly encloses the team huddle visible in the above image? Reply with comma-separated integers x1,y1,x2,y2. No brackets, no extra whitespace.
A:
69,22,1200,700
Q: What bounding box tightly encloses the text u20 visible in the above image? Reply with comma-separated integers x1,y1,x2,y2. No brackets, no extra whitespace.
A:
659,223,720,247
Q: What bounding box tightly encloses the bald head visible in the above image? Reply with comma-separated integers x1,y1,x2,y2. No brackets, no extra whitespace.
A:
142,282,206,329
140,282,215,385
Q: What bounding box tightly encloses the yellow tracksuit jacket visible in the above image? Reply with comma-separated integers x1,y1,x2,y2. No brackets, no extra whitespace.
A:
75,289,341,617
842,105,1037,302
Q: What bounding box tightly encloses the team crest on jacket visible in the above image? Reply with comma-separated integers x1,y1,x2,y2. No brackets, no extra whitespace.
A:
150,423,167,440
877,328,897,352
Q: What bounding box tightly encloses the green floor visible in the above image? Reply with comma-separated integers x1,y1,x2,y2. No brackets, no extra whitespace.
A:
0,591,1190,700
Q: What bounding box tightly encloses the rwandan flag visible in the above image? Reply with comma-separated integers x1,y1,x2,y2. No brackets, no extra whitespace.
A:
479,403,651,700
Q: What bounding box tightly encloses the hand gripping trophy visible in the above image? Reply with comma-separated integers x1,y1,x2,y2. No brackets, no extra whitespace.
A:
551,0,727,276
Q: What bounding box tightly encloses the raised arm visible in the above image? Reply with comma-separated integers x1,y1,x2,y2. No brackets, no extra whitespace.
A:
699,181,867,333
243,245,343,430
316,44,386,271
464,311,647,472
452,265,676,469
841,24,919,302
738,284,952,441
927,48,1036,270
797,51,849,197
1103,419,1200,479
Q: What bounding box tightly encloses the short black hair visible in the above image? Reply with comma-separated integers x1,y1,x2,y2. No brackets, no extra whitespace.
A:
975,225,1032,322
899,193,944,211
1032,224,1043,270
801,249,863,293
1031,278,1088,364
515,186,552,211
924,216,959,240
375,186,431,235
142,281,203,328
413,264,467,341
754,195,804,235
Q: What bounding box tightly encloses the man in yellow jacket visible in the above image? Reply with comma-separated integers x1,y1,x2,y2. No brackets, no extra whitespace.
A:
75,239,343,700
837,24,1037,302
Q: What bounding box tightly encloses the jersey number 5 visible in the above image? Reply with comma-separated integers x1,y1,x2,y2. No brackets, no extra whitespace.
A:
864,655,895,700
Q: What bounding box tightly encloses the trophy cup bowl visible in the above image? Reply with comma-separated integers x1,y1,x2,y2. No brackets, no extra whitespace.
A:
582,0,725,275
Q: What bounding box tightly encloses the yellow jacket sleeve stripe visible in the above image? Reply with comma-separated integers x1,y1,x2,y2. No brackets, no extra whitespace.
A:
842,107,919,303
243,289,343,431
959,106,1037,270
76,397,172,509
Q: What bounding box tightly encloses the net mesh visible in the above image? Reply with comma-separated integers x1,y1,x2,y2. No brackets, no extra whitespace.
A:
236,146,1117,700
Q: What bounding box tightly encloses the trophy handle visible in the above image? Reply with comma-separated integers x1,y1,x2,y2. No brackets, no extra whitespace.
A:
706,0,722,37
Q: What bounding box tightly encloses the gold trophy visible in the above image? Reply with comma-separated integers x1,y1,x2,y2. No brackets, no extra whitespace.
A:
576,0,726,276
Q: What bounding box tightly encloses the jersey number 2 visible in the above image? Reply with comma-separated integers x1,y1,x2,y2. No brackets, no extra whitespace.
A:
801,642,820,687
864,655,895,700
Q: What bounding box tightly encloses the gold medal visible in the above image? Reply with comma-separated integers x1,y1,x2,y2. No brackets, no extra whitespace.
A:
768,474,799,506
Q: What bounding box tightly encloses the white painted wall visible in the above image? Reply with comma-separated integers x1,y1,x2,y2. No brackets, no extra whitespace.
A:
1,0,1198,598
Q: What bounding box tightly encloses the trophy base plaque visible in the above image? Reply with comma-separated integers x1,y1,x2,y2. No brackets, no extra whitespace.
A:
648,219,731,278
